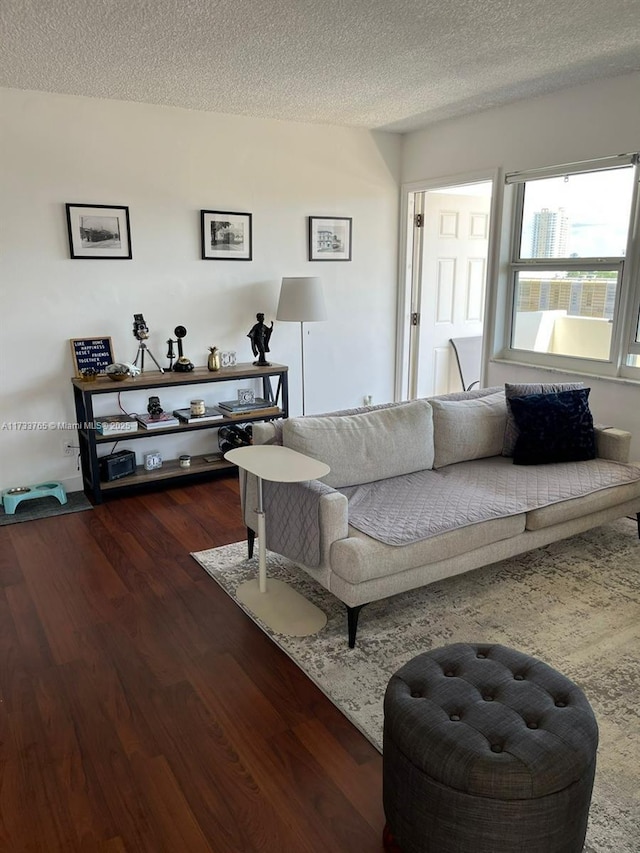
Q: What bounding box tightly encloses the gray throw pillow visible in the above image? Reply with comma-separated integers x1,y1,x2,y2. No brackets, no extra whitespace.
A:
502,381,585,456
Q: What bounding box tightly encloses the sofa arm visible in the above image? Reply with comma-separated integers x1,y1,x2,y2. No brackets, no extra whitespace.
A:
316,490,350,565
252,421,279,445
595,426,632,463
237,422,282,520
241,475,349,568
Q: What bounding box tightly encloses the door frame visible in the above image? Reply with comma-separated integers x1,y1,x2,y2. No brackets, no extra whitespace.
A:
395,168,502,401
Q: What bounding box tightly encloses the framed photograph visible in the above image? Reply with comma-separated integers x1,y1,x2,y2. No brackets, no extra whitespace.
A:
308,216,352,261
201,210,252,260
65,204,132,259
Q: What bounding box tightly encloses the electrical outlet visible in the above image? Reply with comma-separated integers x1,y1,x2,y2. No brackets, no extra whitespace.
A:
63,441,76,456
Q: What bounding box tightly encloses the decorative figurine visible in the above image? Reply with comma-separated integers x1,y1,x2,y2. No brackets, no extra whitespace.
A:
172,325,194,372
207,346,221,371
247,312,273,366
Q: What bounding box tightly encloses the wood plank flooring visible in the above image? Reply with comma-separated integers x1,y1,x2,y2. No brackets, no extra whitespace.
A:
0,475,384,852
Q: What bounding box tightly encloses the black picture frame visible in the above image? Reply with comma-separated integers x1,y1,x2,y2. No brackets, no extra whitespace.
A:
308,216,352,261
201,210,253,260
65,204,132,259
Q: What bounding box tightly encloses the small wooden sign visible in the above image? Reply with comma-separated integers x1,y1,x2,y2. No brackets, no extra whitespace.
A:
70,337,114,376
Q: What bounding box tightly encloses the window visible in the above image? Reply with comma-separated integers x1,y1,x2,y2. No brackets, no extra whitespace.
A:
505,154,640,376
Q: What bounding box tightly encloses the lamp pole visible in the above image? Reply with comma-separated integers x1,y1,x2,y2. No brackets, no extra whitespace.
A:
300,320,307,416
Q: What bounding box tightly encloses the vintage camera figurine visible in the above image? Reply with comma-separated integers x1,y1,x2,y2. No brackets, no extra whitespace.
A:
133,313,149,341
147,396,164,417
131,312,164,373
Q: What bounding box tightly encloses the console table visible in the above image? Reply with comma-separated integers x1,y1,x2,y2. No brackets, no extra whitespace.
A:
71,363,288,503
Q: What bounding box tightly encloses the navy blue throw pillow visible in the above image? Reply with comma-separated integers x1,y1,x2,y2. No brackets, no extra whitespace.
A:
508,388,596,465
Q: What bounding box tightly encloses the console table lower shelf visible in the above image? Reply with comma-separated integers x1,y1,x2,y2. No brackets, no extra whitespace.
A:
100,453,234,492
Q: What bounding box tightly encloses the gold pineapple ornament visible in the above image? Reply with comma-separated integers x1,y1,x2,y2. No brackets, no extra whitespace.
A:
207,346,221,371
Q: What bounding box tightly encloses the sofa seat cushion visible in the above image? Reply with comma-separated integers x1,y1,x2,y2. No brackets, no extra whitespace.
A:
330,514,526,585
338,456,640,546
283,399,434,488
526,470,640,530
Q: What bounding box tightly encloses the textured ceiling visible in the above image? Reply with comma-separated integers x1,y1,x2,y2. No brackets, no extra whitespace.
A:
1,0,639,133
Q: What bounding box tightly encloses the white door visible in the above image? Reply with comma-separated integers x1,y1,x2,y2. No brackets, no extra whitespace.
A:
409,182,492,398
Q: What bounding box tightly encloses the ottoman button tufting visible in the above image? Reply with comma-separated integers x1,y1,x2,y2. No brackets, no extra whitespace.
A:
383,643,598,853
411,691,421,698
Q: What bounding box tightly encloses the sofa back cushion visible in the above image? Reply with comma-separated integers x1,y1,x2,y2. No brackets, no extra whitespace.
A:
431,391,507,469
282,399,434,488
427,386,503,404
502,381,584,456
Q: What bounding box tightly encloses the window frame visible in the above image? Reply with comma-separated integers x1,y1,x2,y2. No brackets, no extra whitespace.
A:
502,154,640,380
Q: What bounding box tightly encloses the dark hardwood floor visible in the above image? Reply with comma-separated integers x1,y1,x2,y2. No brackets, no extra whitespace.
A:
0,475,384,852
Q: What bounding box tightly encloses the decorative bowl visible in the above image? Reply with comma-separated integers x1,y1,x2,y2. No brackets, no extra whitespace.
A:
106,363,131,381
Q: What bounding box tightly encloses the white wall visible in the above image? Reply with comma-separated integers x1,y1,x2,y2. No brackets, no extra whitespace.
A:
0,88,401,492
403,73,640,179
402,72,640,458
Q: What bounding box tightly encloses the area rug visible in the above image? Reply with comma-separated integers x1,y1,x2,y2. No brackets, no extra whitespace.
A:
0,490,93,525
192,519,640,853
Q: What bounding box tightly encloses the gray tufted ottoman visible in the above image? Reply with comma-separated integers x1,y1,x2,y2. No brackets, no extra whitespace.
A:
383,643,598,853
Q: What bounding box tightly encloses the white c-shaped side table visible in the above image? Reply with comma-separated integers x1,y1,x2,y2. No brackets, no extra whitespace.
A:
224,444,330,636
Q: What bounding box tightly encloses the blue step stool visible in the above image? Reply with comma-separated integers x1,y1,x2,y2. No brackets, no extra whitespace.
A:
1,482,67,515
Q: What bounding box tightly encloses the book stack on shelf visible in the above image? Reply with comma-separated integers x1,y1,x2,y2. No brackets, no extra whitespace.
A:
216,398,281,418
172,406,225,424
135,411,180,430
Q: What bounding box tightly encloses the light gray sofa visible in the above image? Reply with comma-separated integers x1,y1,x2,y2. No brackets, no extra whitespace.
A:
241,386,640,646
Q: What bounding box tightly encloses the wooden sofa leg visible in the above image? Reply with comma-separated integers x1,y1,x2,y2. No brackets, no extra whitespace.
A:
346,604,366,648
247,527,255,559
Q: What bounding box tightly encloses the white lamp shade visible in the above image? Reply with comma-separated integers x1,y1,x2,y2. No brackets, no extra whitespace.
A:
276,277,327,322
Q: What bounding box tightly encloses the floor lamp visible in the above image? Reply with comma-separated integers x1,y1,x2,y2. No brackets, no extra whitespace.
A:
276,276,327,415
